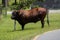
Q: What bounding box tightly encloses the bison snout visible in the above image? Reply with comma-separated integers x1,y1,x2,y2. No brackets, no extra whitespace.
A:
11,16,15,19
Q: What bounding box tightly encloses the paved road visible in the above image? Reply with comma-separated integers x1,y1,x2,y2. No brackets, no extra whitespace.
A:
7,11,13,14
49,10,60,13
33,29,60,40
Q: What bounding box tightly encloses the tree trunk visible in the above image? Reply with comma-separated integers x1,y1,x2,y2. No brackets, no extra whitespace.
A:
2,0,8,7
15,0,17,4
2,0,8,16
2,0,5,7
0,6,2,20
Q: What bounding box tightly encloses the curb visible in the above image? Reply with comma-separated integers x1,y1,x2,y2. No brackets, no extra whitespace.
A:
33,35,40,40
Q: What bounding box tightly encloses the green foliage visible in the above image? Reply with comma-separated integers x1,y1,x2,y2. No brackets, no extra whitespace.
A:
0,0,2,4
10,5,19,10
0,0,45,10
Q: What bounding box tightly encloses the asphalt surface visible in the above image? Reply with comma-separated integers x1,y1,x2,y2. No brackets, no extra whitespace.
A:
33,29,60,40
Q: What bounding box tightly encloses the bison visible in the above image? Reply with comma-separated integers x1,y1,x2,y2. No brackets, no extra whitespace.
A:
11,7,49,30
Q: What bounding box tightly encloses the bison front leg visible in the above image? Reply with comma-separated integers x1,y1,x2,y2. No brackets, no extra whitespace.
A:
21,24,25,30
41,20,44,28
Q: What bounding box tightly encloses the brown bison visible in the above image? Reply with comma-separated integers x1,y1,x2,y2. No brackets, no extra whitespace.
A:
11,7,49,30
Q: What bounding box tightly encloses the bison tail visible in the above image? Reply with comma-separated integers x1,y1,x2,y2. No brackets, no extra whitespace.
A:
46,9,49,26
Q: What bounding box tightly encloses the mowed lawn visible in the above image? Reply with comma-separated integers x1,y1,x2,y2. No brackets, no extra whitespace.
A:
0,13,60,40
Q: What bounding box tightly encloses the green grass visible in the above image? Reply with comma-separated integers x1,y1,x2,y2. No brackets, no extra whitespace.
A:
0,13,60,40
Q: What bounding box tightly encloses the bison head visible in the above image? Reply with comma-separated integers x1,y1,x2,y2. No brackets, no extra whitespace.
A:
11,11,18,20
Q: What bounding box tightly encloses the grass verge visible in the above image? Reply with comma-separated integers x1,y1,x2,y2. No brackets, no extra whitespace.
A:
0,13,60,40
